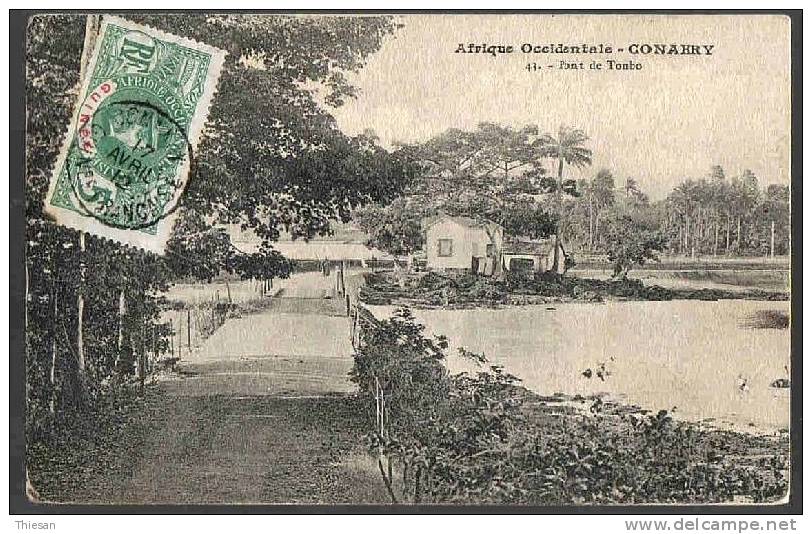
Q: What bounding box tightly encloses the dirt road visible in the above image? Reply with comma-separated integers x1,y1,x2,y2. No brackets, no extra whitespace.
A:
170,277,355,396
69,272,386,504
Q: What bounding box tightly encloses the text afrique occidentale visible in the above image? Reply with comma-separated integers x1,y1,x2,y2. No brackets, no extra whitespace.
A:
455,43,716,58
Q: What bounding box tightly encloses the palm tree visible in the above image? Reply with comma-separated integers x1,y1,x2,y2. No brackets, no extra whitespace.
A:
537,126,593,272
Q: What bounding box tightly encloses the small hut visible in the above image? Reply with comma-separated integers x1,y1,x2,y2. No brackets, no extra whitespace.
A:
502,238,567,274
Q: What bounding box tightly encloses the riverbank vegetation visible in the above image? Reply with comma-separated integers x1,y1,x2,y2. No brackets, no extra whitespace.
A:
359,271,789,308
351,308,789,504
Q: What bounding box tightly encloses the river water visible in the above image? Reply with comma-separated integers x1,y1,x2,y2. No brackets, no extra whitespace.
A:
369,300,790,433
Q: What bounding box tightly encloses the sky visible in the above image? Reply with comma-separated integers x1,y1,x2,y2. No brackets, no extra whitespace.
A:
331,14,791,200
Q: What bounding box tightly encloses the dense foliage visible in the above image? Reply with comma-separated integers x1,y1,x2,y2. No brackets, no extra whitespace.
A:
604,212,667,278
355,122,576,262
25,14,406,446
565,167,790,259
359,271,788,309
351,308,788,504
354,197,428,257
27,16,169,442
356,123,790,276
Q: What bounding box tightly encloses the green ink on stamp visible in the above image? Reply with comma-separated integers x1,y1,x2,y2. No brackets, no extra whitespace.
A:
46,16,226,253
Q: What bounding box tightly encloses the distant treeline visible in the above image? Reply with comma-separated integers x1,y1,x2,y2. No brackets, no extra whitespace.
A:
355,124,790,273
564,166,790,258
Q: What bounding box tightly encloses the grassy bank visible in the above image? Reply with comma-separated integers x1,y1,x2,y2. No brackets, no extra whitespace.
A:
359,271,788,308
572,255,790,271
576,268,790,292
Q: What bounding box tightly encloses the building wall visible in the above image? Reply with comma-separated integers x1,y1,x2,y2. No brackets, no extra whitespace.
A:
502,237,567,273
504,253,546,272
220,223,393,261
426,219,502,270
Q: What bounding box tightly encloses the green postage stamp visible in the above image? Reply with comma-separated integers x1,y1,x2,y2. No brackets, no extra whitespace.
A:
45,16,226,253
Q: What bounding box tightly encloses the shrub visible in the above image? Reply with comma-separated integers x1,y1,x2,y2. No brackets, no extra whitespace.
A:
743,310,790,330
351,306,789,504
604,213,666,279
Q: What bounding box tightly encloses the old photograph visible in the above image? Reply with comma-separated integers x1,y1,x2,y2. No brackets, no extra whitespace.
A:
18,12,795,507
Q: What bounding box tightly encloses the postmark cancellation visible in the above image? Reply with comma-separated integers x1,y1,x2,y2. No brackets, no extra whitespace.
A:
44,16,226,254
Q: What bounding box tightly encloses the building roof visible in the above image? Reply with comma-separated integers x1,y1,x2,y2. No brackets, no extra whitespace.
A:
423,214,502,231
223,222,369,244
231,240,393,260
503,238,556,256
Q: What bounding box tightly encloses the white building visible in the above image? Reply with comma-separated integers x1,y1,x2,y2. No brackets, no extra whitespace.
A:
424,215,504,274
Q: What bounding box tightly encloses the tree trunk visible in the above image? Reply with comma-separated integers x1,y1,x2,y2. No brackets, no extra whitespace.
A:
594,213,600,252
725,217,731,254
414,466,422,504
117,289,126,351
187,308,192,351
713,221,719,257
736,217,741,251
588,199,594,252
697,209,703,255
483,225,503,277
73,15,99,390
551,157,564,273
49,289,58,417
770,220,776,258
685,215,690,256
76,232,86,379
113,287,126,375
138,321,146,392
749,221,756,251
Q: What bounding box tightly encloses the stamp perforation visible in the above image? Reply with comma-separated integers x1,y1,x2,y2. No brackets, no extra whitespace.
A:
44,15,227,254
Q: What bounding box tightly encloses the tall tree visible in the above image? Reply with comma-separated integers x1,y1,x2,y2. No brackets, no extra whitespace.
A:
589,169,616,250
759,184,790,257
402,123,551,272
708,165,728,256
536,126,593,272
604,210,665,279
731,169,761,252
355,197,428,264
25,14,406,439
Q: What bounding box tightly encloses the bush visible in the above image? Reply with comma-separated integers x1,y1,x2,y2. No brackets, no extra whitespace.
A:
743,310,790,329
360,271,788,309
604,213,666,279
26,382,153,500
351,307,789,504
507,406,787,504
